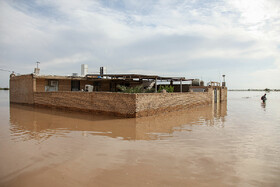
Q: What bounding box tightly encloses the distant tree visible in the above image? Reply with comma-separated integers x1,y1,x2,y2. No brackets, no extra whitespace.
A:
264,88,270,92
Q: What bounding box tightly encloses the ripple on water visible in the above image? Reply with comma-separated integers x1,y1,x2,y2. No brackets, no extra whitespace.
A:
0,91,280,186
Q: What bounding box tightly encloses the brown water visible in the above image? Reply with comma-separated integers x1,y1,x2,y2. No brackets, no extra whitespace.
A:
0,91,279,187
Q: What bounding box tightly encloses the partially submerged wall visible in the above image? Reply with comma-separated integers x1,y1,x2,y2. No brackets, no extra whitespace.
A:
10,74,34,104
221,87,227,101
135,92,213,117
10,75,227,118
34,92,137,117
33,92,213,117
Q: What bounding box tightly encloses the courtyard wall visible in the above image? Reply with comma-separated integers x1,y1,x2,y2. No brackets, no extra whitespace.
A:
10,75,227,117
10,74,34,104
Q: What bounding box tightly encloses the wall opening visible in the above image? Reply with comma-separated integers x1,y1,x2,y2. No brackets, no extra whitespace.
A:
71,80,80,91
214,88,217,103
45,80,58,92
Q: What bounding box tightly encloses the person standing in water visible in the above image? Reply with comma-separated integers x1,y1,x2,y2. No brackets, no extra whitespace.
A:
261,94,267,103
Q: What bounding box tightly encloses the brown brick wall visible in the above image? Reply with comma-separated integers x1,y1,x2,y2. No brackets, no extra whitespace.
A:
36,79,101,92
10,74,34,104
34,91,215,117
58,80,71,91
100,81,110,92
80,80,93,90
36,78,46,92
221,87,227,101
34,92,137,117
10,75,227,118
135,92,213,117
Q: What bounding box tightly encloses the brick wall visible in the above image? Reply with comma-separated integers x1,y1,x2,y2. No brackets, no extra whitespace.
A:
36,79,90,92
221,87,227,101
100,81,110,92
36,79,102,92
10,75,227,118
10,74,34,104
34,91,214,117
135,92,213,117
58,80,71,91
34,92,137,117
36,78,45,92
80,80,93,90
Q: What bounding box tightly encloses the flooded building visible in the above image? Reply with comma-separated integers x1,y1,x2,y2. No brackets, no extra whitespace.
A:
9,70,227,117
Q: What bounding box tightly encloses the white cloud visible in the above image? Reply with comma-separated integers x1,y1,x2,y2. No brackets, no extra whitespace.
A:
250,68,280,89
0,0,280,88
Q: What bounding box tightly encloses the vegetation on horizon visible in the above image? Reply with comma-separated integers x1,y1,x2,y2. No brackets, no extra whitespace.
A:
0,88,9,90
229,88,280,92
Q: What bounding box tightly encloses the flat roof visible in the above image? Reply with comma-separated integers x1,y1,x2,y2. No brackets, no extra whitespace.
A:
86,74,193,82
32,73,193,82
34,75,87,80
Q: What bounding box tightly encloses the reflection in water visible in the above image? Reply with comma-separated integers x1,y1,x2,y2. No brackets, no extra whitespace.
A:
3,90,280,187
9,102,227,141
261,102,266,111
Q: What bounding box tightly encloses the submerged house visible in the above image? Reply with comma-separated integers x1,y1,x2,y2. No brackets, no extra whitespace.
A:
9,67,227,118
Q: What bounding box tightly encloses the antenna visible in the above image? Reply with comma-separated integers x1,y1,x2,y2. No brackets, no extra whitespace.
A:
34,61,40,75
36,61,40,69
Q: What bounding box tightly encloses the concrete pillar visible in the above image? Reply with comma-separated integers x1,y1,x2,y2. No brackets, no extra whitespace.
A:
33,75,36,92
155,78,157,92
180,79,182,92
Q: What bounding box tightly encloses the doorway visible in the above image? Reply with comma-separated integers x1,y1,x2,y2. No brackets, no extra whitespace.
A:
71,80,80,91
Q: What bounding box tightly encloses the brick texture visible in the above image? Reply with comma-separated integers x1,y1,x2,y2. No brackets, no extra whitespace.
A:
34,92,137,117
58,80,71,91
10,74,34,104
135,92,213,117
10,75,227,118
36,78,45,92
221,87,227,101
33,91,215,117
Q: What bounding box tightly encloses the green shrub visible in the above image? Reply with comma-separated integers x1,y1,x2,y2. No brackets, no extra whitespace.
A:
158,85,174,93
116,85,174,93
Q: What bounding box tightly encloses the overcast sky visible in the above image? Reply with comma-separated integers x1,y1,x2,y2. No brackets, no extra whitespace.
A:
0,0,280,89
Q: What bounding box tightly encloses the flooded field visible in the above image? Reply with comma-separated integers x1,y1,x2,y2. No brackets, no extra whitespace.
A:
0,91,279,187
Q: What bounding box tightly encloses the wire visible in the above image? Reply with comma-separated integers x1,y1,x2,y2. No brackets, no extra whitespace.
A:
0,68,13,73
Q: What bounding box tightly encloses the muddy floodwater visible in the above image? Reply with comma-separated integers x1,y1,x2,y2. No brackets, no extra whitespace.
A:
0,91,279,187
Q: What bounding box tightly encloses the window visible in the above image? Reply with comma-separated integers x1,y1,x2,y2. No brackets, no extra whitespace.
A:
45,80,58,92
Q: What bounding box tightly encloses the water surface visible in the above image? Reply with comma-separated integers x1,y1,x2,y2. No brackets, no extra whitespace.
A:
0,91,279,187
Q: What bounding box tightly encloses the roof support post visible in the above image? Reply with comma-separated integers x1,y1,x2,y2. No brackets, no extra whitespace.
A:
155,78,157,93
180,79,182,93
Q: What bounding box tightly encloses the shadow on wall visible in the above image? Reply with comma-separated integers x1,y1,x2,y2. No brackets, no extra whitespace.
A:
9,102,227,141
